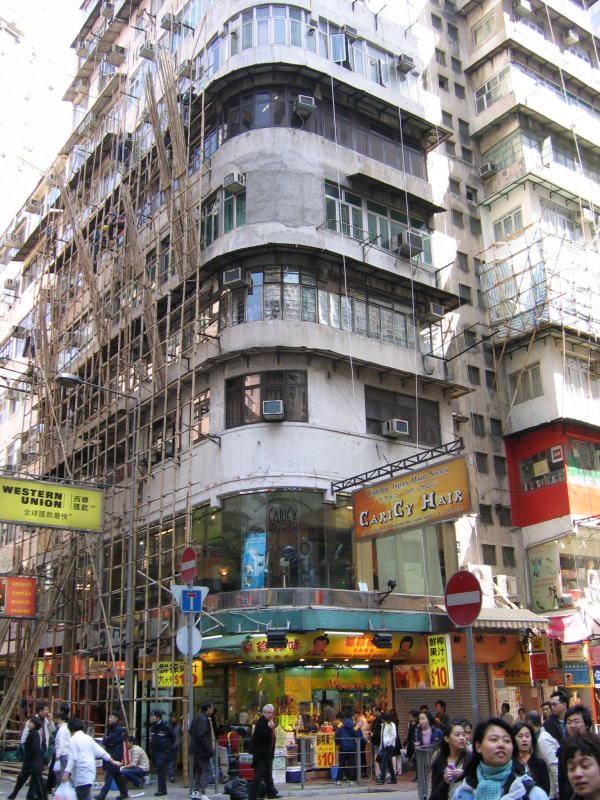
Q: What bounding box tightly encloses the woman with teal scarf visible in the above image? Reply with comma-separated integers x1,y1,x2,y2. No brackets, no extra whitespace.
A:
453,718,548,800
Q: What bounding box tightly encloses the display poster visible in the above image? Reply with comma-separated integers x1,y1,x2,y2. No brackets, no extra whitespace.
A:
528,541,561,612
393,664,431,689
0,577,36,617
428,634,454,690
0,477,103,531
352,457,471,540
563,661,591,687
502,648,532,686
241,531,267,589
529,652,549,681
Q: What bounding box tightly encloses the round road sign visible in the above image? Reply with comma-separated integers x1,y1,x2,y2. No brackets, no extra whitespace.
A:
176,625,202,657
180,546,197,584
444,570,482,627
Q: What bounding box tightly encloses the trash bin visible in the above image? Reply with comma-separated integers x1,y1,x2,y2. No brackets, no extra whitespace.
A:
415,745,437,800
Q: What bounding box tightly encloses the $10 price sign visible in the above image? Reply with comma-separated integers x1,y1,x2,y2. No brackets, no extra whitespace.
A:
427,634,454,690
315,733,336,768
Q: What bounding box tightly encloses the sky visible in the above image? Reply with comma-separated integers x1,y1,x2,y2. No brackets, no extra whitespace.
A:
0,0,81,232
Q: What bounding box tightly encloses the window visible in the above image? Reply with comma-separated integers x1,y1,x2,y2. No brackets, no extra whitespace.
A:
478,290,486,310
482,129,542,172
201,196,220,248
472,12,496,45
565,355,600,398
451,57,462,73
447,23,459,41
480,504,493,524
482,543,497,565
446,141,456,156
502,546,516,568
432,14,443,30
490,417,503,437
508,363,543,403
226,371,308,427
439,75,449,91
450,178,461,195
475,451,489,472
158,236,173,283
464,329,477,349
474,66,511,113
455,83,466,99
457,251,469,271
486,370,496,390
498,506,512,526
458,118,470,141
462,146,473,164
223,189,246,233
459,283,472,304
452,209,464,228
493,208,523,241
465,186,477,202
494,455,507,477
469,216,482,235
436,48,447,65
468,365,481,385
365,386,441,445
541,200,583,242
442,110,453,128
472,413,485,435
191,389,210,442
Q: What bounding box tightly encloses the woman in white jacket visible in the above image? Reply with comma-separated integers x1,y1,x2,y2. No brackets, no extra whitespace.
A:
376,712,398,785
453,718,548,800
62,719,121,800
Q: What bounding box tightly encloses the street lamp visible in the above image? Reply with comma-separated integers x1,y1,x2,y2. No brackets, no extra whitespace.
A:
55,371,138,729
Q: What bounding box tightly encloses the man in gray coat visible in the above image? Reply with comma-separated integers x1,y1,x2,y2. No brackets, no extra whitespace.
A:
189,702,215,800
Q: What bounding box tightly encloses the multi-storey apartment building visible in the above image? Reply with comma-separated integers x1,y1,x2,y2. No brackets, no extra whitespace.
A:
0,0,564,737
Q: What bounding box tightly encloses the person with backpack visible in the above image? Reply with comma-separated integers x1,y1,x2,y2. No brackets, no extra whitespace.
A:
334,710,363,786
453,717,548,800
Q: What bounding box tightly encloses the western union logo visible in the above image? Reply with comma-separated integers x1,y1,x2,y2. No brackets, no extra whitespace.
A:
0,478,103,531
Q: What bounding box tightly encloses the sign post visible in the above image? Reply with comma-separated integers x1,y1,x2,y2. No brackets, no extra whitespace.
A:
444,570,482,725
179,547,197,790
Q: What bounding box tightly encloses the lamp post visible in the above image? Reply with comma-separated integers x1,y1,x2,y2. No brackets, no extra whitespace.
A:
55,372,138,729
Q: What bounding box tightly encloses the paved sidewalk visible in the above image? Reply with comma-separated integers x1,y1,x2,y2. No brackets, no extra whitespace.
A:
0,772,420,799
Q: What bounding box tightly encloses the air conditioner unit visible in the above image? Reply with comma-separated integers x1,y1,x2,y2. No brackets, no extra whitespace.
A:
76,40,90,58
397,53,416,73
494,574,518,596
424,302,445,322
138,42,155,60
222,267,250,289
75,79,89,95
391,230,424,257
100,1,114,18
294,95,316,117
262,399,285,421
4,279,16,291
223,172,246,193
513,0,533,12
381,418,410,438
25,199,42,214
178,58,193,77
342,24,358,37
563,28,580,45
107,44,126,66
479,162,497,179
160,12,181,32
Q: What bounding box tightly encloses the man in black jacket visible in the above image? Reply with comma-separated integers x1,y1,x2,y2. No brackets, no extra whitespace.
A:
189,702,215,800
149,710,175,798
95,711,129,800
544,691,569,744
248,704,282,800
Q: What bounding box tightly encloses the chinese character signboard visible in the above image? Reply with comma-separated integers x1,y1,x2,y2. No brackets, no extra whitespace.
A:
428,634,454,690
315,733,336,768
352,457,471,540
0,478,103,531
564,661,591,687
529,652,549,682
503,649,532,686
0,577,36,617
156,660,203,688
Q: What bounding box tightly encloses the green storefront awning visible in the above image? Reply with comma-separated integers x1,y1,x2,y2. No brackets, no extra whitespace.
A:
200,634,249,653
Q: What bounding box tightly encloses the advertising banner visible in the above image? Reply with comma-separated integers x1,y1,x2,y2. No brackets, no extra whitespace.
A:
428,634,454,690
156,660,203,687
0,478,103,531
0,576,36,617
352,457,471,540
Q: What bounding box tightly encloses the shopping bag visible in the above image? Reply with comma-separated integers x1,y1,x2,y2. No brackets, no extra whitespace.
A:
55,781,77,800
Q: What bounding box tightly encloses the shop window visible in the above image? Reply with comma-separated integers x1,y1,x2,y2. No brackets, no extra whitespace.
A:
519,444,566,492
226,371,308,427
502,546,516,567
375,524,444,596
508,363,542,403
472,413,485,436
475,451,488,473
482,543,497,565
479,504,493,524
365,385,441,445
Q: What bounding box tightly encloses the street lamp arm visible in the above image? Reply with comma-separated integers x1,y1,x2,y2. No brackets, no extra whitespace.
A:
55,372,135,400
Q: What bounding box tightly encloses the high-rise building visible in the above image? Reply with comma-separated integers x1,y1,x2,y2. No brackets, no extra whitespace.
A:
2,0,594,736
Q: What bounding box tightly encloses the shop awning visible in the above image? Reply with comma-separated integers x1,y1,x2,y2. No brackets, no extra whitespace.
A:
200,634,249,653
471,607,549,633
547,607,600,643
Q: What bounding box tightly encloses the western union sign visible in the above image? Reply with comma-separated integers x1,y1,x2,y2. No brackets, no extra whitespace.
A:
0,478,103,531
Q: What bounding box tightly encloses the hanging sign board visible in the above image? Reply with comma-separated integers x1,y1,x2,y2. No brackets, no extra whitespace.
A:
0,477,103,531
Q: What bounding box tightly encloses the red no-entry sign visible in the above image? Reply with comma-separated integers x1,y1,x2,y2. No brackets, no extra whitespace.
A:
180,547,197,584
444,570,482,627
